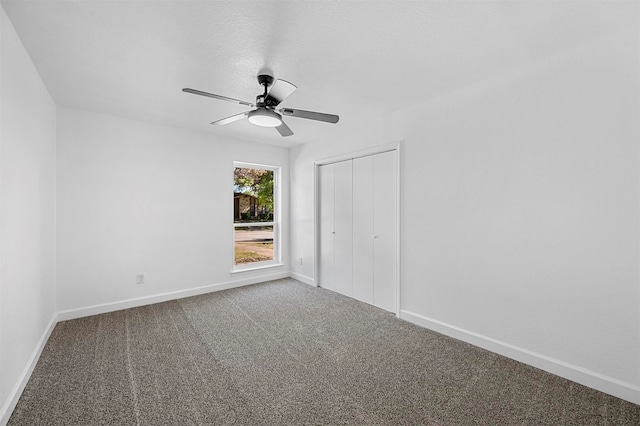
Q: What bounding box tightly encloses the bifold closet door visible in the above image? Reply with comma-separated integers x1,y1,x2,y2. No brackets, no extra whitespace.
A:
319,150,396,313
333,160,353,297
352,156,374,304
372,150,397,312
318,163,335,291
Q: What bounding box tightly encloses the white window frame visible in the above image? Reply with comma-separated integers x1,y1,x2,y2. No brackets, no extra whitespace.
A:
232,161,282,272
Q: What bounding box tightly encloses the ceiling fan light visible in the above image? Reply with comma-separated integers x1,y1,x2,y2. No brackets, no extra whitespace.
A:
248,108,282,127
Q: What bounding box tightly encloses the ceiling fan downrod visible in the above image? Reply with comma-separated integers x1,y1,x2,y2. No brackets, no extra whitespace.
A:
256,74,275,107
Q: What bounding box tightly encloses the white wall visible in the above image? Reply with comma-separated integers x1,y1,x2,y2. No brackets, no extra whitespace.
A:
56,107,289,314
290,23,639,402
394,24,639,401
0,5,57,422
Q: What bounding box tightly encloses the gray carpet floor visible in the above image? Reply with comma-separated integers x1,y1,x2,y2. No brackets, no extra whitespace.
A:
9,278,640,425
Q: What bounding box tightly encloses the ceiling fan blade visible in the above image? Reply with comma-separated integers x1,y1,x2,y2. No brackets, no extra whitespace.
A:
275,121,294,137
211,111,249,125
183,88,254,107
280,108,339,124
265,79,297,106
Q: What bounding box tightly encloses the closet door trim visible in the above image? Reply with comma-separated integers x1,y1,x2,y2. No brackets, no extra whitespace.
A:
314,142,401,316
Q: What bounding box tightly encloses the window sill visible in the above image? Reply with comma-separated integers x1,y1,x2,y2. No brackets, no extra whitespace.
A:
230,262,285,275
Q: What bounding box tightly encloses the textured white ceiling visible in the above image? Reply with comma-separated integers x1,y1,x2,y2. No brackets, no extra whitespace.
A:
1,1,632,146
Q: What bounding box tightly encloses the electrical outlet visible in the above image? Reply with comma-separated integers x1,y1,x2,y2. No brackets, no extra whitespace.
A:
298,257,303,265
136,274,145,285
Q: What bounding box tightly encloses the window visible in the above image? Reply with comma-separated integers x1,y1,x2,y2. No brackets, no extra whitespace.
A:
233,162,280,270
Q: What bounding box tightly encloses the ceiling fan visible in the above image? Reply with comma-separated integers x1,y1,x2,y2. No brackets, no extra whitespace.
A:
182,74,339,137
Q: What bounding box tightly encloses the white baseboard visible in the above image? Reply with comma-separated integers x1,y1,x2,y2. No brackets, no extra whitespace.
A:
399,309,640,405
10,276,636,426
1,271,310,425
0,315,57,426
288,271,315,286
57,271,290,321
2,272,290,424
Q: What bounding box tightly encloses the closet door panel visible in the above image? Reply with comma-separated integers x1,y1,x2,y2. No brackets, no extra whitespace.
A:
333,160,353,297
373,151,397,312
318,164,335,291
352,156,374,304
